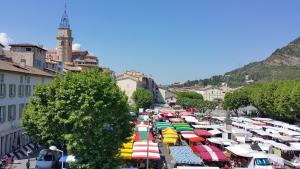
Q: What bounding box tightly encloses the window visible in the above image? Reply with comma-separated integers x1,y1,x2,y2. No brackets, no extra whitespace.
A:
42,77,45,83
8,105,16,121
61,41,65,46
25,85,31,97
0,74,4,83
26,76,30,84
25,48,31,52
19,104,25,119
0,106,6,123
0,83,5,98
20,76,24,84
18,85,25,97
9,84,16,97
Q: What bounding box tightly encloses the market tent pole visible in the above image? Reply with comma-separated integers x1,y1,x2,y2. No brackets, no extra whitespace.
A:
146,117,149,169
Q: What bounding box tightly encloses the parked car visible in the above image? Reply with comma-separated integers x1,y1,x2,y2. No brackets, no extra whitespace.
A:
35,149,61,169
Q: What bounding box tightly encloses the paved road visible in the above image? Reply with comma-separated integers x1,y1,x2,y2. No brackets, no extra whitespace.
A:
159,143,174,169
6,157,36,169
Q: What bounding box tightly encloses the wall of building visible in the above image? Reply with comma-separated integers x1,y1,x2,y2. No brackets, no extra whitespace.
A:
117,78,138,105
5,51,34,67
8,47,46,70
57,28,73,62
197,88,224,101
0,71,52,155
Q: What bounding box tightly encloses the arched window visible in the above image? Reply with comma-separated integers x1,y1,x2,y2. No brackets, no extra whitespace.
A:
61,41,65,46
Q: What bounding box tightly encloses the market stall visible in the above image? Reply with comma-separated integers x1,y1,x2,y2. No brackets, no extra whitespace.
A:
181,131,198,139
191,145,227,162
131,141,160,160
162,128,178,145
156,122,172,130
194,129,213,137
169,146,203,166
134,131,154,141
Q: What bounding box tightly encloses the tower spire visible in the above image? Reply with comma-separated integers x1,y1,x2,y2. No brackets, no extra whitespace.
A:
59,0,70,29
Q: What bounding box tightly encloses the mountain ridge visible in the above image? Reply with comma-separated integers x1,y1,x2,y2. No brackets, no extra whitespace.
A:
171,37,300,88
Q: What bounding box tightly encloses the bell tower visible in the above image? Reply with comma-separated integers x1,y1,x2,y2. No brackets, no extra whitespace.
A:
56,1,73,63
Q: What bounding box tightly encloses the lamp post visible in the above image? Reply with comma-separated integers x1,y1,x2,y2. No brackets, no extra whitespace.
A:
146,117,149,169
49,146,64,169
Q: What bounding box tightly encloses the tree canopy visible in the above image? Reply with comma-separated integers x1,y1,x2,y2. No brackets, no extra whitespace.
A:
22,69,132,169
224,80,300,123
132,88,153,111
176,91,203,109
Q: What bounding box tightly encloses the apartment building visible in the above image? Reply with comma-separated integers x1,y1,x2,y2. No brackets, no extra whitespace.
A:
0,60,53,156
117,70,159,105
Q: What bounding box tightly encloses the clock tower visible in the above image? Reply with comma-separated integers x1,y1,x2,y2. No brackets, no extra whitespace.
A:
56,4,73,63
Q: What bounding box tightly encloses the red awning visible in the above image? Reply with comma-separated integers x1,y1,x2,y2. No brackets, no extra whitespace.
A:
191,145,227,162
194,129,212,137
162,112,176,117
188,137,205,142
132,142,160,160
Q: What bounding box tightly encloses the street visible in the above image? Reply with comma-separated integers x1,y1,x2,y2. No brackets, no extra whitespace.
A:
6,158,36,169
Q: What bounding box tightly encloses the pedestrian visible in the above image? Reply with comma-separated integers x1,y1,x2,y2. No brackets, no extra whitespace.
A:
223,163,229,169
163,161,167,169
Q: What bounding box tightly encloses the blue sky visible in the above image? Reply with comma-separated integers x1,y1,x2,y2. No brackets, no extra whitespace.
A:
1,0,300,84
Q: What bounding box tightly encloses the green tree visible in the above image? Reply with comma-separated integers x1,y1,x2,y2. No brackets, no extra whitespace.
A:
22,70,132,169
224,80,300,123
176,91,203,108
132,88,153,110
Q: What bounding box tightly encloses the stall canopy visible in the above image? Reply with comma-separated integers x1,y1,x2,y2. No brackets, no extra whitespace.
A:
161,112,176,117
119,136,134,159
194,129,212,137
182,116,199,123
169,118,184,123
208,129,222,136
181,131,198,139
162,128,178,144
207,137,237,146
173,123,194,132
132,141,160,160
169,146,203,165
188,137,205,143
134,131,154,141
156,122,172,130
191,145,227,162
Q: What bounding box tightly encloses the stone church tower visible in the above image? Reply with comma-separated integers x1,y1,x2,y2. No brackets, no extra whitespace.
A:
56,7,73,63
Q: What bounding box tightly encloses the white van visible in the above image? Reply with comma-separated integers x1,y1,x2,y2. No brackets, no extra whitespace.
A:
35,149,61,169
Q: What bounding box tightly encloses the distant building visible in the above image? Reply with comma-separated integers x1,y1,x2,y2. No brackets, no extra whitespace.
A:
5,44,47,70
0,60,53,156
117,70,159,105
196,85,234,101
157,87,176,105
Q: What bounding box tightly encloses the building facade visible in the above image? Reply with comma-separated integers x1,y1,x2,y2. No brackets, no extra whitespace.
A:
5,44,47,70
117,70,160,105
0,60,53,156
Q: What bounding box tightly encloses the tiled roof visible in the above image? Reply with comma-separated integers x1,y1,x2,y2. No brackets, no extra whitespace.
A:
9,43,47,51
0,60,54,77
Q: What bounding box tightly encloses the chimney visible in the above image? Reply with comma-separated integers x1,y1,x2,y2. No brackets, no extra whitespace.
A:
20,59,26,68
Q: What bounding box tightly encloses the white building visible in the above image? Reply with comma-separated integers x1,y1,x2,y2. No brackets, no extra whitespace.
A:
117,70,159,105
196,86,230,101
0,60,53,156
157,87,176,105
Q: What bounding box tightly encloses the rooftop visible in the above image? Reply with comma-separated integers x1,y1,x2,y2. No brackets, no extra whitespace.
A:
9,43,47,51
0,60,54,77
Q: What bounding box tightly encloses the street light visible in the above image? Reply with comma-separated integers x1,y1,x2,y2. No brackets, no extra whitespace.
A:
49,146,64,169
